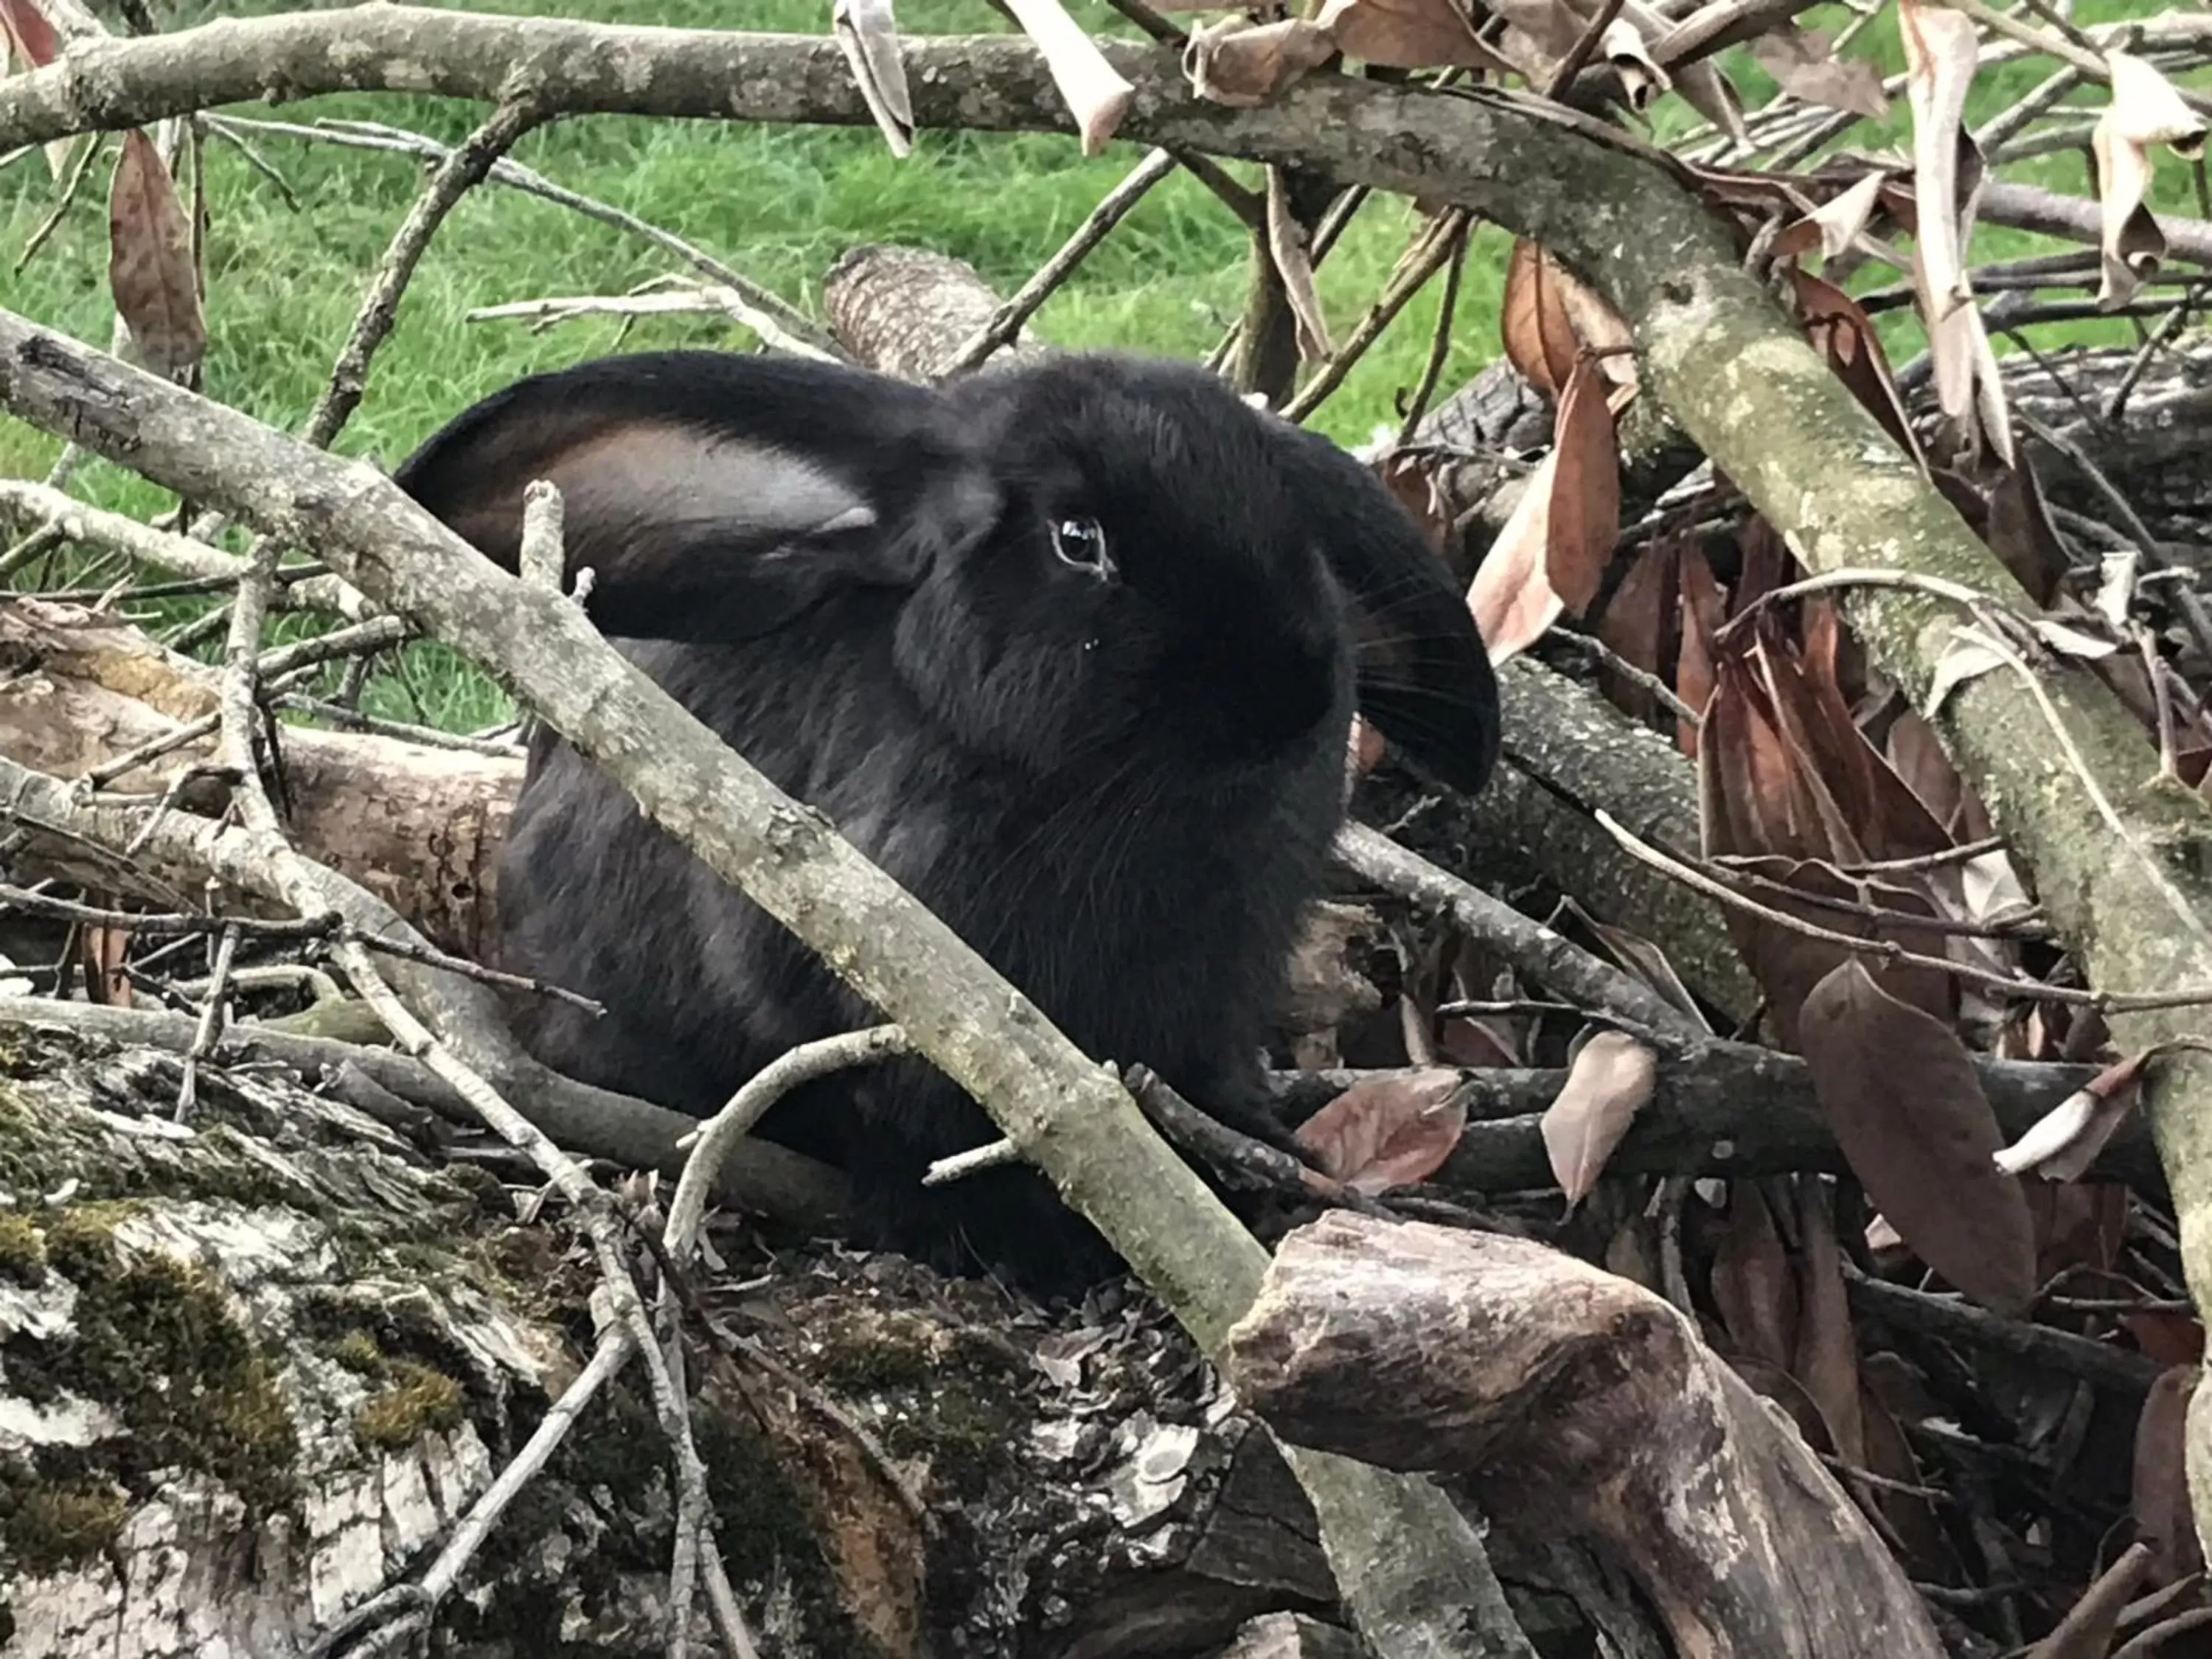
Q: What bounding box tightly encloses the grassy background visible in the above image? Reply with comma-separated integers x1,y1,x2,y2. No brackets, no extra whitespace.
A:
1,0,2201,729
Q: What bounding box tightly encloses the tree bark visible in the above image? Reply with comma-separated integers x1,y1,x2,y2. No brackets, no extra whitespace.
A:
1223,1211,1950,1659
0,1016,1367,1659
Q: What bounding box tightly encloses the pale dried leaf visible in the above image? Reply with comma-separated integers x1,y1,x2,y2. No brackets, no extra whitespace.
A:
2030,617,2119,660
1801,168,1890,260
1923,625,2007,719
1466,447,1562,664
2090,55,2205,310
1899,0,1980,319
1183,15,1338,107
1267,166,1332,362
1797,957,2037,1314
1539,1030,1658,1206
2094,548,2139,630
1749,26,1888,119
1993,1049,2147,1180
1293,1068,1469,1194
1003,0,1133,152
1318,0,1509,71
1600,16,1669,111
108,128,204,385
832,0,915,158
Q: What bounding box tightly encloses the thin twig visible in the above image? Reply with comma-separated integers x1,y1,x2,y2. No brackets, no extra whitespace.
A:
1284,209,1469,424
175,922,239,1120
1392,215,1470,451
661,1026,910,1265
945,147,1178,375
1596,809,2212,1010
212,113,834,355
302,99,546,451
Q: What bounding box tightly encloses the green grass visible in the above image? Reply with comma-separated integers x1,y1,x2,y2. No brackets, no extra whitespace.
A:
1,0,2203,728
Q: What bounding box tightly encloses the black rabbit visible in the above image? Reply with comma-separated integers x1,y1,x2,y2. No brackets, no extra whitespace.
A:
394,348,1498,1290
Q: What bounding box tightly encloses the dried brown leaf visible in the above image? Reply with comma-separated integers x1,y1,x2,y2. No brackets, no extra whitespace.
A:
1294,1067,1468,1194
2135,1370,2203,1588
1796,956,2037,1313
108,128,205,385
1539,1030,1657,1207
1748,26,1888,119
1500,238,1579,400
1317,0,1509,71
832,0,916,158
2091,52,2208,309
1898,0,1980,319
1675,542,1723,757
1594,539,1677,724
79,922,132,1008
1710,1183,1798,1371
1793,1178,1864,1465
1547,357,1621,617
1183,15,1337,108
1792,268,1923,466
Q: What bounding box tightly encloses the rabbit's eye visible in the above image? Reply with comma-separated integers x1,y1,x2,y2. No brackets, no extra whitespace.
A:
1051,516,1113,577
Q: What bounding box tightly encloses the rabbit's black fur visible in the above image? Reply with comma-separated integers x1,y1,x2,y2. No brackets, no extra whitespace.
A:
394,349,1498,1290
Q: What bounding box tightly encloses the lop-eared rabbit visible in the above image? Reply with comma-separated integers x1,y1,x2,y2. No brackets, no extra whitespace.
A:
395,349,1498,1290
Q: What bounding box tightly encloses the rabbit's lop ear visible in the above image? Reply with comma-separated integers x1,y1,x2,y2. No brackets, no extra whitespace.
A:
1270,420,1500,796
392,352,998,642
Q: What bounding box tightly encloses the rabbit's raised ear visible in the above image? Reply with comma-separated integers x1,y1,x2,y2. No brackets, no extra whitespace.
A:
1269,420,1501,796
392,352,999,642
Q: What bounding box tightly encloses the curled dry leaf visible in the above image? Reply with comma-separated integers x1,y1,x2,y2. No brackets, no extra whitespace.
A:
1795,956,2037,1315
1267,167,1333,363
2135,1370,2203,1588
1538,1029,1658,1208
1898,0,1980,321
1747,26,1888,120
108,128,205,386
1001,0,1134,152
1600,17,1668,111
1183,15,1338,108
832,0,916,158
1317,0,1509,72
1923,624,2009,720
1293,1067,1469,1195
1994,1048,2148,1180
2090,52,2208,310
